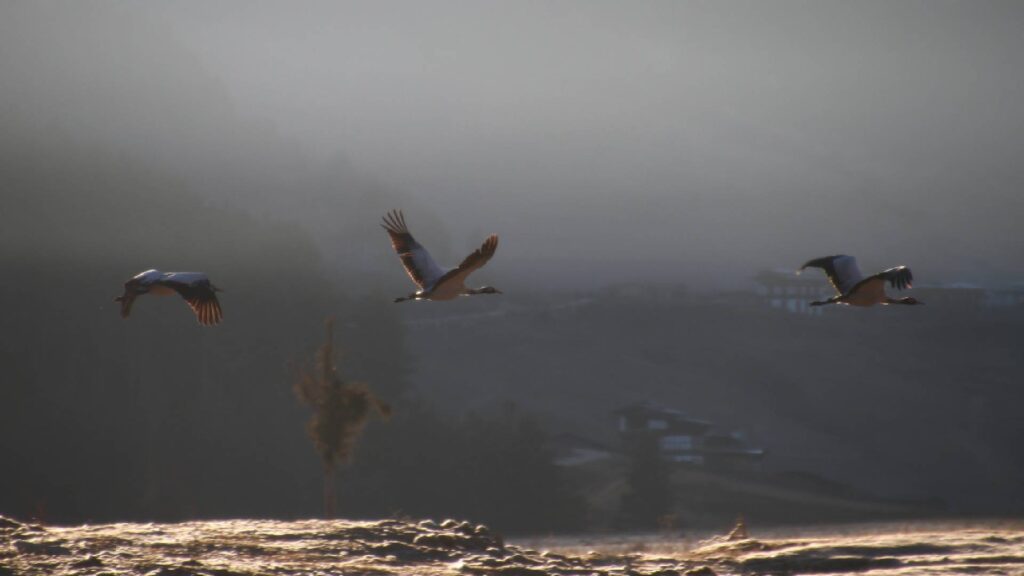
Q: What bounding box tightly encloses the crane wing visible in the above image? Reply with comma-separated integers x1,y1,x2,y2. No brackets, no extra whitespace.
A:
860,266,913,291
162,275,223,326
801,254,864,295
434,234,499,288
381,210,446,289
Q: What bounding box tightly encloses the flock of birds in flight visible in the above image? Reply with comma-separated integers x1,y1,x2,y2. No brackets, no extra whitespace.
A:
114,209,920,326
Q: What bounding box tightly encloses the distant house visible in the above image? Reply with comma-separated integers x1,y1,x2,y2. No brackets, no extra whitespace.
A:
613,402,713,465
613,402,764,471
754,269,832,315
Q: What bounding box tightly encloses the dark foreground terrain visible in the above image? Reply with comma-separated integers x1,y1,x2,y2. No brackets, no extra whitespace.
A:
3,516,1023,575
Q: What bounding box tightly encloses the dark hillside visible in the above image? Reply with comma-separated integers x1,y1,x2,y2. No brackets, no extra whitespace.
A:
405,293,1024,515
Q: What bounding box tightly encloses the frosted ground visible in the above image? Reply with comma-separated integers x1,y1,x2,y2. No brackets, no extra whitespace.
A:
4,516,1023,575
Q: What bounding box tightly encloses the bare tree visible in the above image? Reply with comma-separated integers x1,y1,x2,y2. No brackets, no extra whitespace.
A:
293,318,390,518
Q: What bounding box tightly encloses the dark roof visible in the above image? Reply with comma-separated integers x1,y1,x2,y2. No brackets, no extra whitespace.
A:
612,402,714,433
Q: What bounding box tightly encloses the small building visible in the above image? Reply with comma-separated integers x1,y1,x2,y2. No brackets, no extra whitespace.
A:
612,402,764,470
614,402,713,465
753,269,832,315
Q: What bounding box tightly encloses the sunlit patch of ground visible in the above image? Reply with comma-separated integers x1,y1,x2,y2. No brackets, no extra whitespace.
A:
3,516,1023,575
526,519,1024,575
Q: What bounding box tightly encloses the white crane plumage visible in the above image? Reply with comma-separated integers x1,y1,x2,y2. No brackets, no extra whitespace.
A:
800,255,921,307
381,210,501,303
115,269,224,325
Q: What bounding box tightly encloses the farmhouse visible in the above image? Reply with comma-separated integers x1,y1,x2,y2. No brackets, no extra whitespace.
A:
612,402,765,471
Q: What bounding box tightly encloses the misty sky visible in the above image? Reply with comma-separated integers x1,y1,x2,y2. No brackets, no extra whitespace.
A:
4,1,1023,289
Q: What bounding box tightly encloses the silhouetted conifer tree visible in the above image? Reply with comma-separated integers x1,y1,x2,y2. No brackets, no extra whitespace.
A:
293,318,390,518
